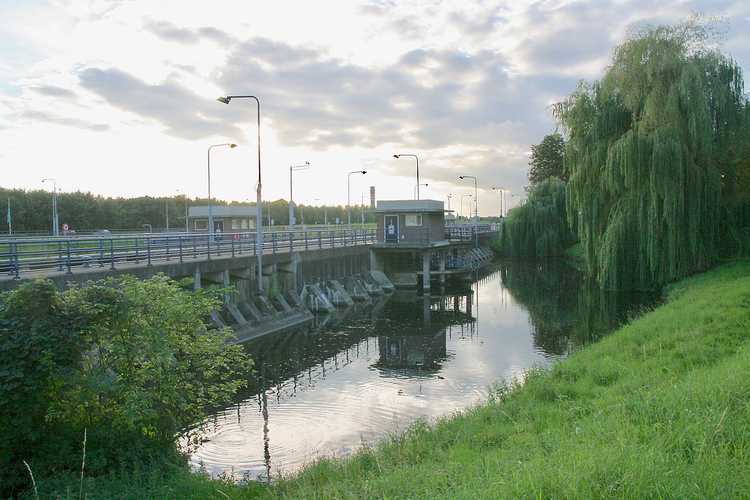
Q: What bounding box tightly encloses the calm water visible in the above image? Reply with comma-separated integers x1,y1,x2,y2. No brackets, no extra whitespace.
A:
187,261,658,481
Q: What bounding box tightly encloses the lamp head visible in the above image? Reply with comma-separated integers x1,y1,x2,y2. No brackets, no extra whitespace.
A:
217,96,231,104
459,175,465,179
393,154,399,159
230,143,237,148
361,170,367,174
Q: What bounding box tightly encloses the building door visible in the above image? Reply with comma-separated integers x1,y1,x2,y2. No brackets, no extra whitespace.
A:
214,220,224,233
385,215,398,242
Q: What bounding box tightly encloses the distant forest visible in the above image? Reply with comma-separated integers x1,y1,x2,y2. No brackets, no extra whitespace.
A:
0,187,375,234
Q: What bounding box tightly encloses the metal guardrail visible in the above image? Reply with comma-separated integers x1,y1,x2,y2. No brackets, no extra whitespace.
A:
0,229,376,279
445,224,499,241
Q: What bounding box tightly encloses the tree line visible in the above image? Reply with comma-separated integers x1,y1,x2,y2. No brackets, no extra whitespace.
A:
496,19,750,290
0,187,376,234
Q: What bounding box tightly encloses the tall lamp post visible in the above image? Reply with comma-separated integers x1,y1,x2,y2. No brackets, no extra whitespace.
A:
289,161,310,227
41,178,58,236
179,191,189,232
217,94,263,293
413,183,428,199
314,198,327,225
347,170,367,225
393,154,420,199
207,143,237,239
491,186,506,218
458,175,478,220
460,194,473,220
174,189,188,232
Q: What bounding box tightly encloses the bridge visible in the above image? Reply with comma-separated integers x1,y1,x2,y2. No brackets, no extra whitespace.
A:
1,224,499,342
1,224,499,286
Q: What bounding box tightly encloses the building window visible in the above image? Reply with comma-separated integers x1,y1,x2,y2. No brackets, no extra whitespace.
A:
231,218,245,230
405,214,422,226
194,219,208,230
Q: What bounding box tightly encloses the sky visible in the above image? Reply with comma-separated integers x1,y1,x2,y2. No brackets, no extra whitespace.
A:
1,0,749,216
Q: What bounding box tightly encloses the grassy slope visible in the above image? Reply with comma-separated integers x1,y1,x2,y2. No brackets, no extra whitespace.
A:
33,261,750,499
260,260,750,499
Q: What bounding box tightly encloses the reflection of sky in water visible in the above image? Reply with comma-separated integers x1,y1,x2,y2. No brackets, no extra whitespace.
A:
188,264,656,481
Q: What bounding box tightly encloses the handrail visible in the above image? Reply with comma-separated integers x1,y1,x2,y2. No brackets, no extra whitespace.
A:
1,228,377,279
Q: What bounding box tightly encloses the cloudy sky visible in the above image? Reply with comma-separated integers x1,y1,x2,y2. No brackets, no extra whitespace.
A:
1,0,748,216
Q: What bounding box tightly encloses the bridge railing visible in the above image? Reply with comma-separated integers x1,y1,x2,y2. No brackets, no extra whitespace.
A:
0,228,376,279
445,223,500,242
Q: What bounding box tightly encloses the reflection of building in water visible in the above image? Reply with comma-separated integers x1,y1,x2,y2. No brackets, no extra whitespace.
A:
377,331,447,370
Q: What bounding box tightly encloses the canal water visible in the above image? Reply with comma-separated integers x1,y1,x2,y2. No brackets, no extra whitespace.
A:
187,261,658,481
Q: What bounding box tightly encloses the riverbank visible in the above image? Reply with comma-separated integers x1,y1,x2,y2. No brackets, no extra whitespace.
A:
32,260,750,498
261,260,750,498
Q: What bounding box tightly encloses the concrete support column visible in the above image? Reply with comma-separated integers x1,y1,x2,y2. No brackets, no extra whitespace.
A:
423,295,431,326
193,267,202,291
439,251,446,284
278,255,299,294
262,264,275,297
223,269,231,304
369,249,384,272
422,250,431,290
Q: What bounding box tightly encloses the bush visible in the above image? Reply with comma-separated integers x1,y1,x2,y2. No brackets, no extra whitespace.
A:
0,275,251,497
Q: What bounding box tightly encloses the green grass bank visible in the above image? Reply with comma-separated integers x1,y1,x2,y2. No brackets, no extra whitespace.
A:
33,261,750,498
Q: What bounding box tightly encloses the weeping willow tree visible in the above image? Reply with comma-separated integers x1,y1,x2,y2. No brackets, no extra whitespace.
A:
555,20,747,290
496,177,574,258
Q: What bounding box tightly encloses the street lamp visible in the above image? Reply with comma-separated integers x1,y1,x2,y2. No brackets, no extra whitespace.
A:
289,161,310,227
217,94,263,293
347,170,367,225
314,197,327,225
393,154,420,199
458,175,478,220
491,186,506,218
413,183,428,200
460,194,473,220
207,143,237,239
41,178,58,236
176,190,189,232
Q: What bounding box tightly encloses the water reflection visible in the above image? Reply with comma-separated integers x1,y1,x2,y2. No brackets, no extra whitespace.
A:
188,262,657,481
498,261,659,357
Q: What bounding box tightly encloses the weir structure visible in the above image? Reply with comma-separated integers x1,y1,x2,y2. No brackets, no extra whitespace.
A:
370,199,495,290
1,221,499,341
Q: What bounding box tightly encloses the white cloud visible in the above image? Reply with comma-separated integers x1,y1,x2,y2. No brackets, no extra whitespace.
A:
0,0,748,213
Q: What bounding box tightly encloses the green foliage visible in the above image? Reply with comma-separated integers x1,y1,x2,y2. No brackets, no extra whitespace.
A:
494,177,574,258
555,20,748,290
0,276,251,497
528,132,566,185
252,261,750,499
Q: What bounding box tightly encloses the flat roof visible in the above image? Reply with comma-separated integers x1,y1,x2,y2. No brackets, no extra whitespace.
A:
375,199,444,213
188,206,256,217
